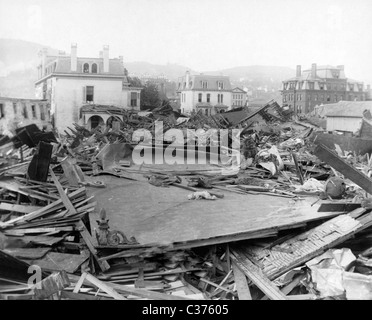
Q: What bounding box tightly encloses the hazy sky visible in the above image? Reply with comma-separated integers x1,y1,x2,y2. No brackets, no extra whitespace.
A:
1,0,371,83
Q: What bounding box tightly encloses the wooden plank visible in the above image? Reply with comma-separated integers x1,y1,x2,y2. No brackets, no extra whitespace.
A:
261,274,304,300
75,219,110,272
50,169,77,215
314,144,372,194
33,270,70,300
4,227,73,236
29,251,89,273
239,210,372,281
73,272,88,293
84,273,126,300
230,249,288,300
0,187,86,228
0,202,43,214
60,291,112,300
199,278,236,295
4,247,51,259
106,281,195,300
232,262,252,300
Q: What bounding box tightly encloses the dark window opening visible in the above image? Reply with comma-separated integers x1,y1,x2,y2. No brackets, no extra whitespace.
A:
31,105,37,118
40,105,45,120
13,103,17,114
92,63,98,73
207,94,210,103
90,116,103,129
198,93,202,103
0,104,4,118
131,92,137,107
83,63,89,73
86,86,94,102
22,104,28,118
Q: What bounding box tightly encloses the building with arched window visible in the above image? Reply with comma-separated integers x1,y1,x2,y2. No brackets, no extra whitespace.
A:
35,44,141,132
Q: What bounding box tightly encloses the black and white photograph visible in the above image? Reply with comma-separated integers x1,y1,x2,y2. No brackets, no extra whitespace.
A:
0,0,372,307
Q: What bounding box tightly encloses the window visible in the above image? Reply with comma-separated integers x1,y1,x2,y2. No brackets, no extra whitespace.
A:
309,83,314,90
22,104,28,118
349,84,354,91
86,86,94,102
40,104,45,120
92,63,98,73
0,104,4,118
319,83,324,90
327,95,331,102
205,109,208,116
13,103,17,114
221,94,223,104
83,63,89,73
207,93,210,103
201,81,208,89
31,105,37,118
131,92,137,107
198,93,202,103
217,81,224,89
217,94,220,104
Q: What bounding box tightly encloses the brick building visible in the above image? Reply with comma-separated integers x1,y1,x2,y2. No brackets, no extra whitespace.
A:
281,64,368,115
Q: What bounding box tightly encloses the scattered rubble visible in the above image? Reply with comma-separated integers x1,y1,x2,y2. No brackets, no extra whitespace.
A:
0,99,371,300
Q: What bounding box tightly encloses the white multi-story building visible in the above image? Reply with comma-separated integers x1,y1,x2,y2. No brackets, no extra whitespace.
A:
34,44,141,132
177,71,232,115
232,87,247,108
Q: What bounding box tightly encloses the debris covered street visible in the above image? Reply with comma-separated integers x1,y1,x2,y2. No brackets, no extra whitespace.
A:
0,101,371,301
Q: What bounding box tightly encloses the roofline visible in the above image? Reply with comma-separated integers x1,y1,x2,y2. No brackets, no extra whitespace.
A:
35,72,127,84
326,115,364,118
177,89,233,92
0,97,48,102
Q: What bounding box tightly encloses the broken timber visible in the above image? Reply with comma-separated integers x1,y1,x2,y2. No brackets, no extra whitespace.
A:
314,143,372,194
233,208,372,281
230,249,288,300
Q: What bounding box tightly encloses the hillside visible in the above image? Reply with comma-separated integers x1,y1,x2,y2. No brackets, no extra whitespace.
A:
0,39,294,99
0,39,59,98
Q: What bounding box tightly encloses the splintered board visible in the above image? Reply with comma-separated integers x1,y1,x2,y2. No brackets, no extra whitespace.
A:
232,209,372,281
88,174,348,248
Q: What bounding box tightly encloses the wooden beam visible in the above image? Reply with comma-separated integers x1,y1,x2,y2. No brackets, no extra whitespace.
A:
84,273,126,300
314,144,372,194
50,169,77,215
75,220,110,272
232,262,252,300
230,249,288,300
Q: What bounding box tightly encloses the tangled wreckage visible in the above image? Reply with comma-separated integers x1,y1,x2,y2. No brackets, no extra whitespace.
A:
0,100,371,300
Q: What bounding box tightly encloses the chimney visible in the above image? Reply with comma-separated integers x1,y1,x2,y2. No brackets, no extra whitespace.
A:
103,45,109,72
185,70,190,88
39,48,48,77
119,55,123,65
311,63,317,78
337,65,344,71
296,65,301,77
71,43,77,72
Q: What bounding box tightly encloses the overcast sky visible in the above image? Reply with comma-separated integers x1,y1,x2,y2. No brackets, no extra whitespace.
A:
0,0,371,83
